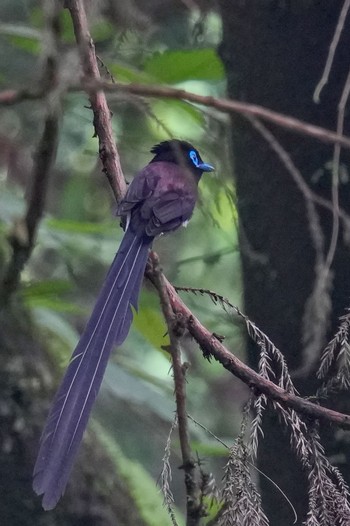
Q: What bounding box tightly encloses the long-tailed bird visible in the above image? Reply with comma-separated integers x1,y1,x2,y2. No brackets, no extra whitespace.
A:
33,139,214,510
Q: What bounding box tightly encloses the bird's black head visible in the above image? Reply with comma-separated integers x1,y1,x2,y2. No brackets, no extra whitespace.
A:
149,139,214,176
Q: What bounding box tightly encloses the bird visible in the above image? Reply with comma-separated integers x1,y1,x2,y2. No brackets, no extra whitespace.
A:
32,139,214,510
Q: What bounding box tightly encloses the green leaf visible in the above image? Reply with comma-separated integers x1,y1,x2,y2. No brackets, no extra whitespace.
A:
22,279,83,314
133,290,168,350
108,62,155,84
148,99,205,139
91,20,114,42
46,218,115,235
190,439,228,458
203,496,224,525
22,279,72,297
0,23,41,40
144,48,225,84
59,10,76,43
103,363,174,422
0,23,41,54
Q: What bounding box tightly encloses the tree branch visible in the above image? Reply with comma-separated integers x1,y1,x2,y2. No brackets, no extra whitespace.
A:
150,269,350,429
150,253,204,526
2,79,350,151
65,0,126,202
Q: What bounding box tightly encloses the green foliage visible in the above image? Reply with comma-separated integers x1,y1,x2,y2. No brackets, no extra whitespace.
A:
0,23,41,54
133,290,168,350
144,48,225,83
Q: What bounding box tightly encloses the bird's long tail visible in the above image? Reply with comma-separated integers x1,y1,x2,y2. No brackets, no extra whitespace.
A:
33,229,151,510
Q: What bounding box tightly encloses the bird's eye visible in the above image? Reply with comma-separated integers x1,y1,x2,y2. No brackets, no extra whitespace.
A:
189,150,199,167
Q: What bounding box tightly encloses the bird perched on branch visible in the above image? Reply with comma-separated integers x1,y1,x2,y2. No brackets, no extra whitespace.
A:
33,139,214,510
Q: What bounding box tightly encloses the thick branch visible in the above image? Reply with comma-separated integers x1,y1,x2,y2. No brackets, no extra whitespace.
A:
146,258,350,429
65,0,126,202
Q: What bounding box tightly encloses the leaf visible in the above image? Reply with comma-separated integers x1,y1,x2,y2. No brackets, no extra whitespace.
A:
22,279,73,297
200,178,237,232
144,48,225,84
148,99,205,139
190,439,228,458
21,279,83,313
133,290,168,350
108,62,155,84
47,218,115,235
21,280,83,314
0,23,41,54
91,20,114,42
29,9,75,43
0,23,41,40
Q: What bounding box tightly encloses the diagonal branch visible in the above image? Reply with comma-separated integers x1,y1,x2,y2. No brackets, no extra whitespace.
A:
150,267,350,429
65,0,126,202
2,79,350,151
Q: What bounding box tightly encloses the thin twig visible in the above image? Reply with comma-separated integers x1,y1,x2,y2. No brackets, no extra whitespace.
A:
150,253,203,526
325,68,350,271
247,117,331,374
313,0,350,103
1,0,62,303
65,0,126,202
159,416,179,526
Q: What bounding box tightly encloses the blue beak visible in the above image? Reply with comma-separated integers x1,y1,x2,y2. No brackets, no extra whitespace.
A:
198,162,215,172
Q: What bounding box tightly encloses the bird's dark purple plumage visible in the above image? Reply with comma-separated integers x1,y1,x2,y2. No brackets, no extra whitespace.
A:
33,140,213,510
33,229,151,509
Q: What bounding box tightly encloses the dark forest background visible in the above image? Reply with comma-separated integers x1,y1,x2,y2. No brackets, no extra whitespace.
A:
1,1,350,525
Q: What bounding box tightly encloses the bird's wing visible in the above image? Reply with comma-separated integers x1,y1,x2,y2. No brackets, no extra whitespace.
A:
144,190,196,237
117,166,159,214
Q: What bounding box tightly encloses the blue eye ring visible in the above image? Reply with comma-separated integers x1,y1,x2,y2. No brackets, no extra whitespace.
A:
189,150,199,167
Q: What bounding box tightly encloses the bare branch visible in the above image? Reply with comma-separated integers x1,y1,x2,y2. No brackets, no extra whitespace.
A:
164,281,350,428
65,0,126,202
325,68,350,271
2,79,350,151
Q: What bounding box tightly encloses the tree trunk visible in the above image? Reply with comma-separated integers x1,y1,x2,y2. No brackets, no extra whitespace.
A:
218,1,350,523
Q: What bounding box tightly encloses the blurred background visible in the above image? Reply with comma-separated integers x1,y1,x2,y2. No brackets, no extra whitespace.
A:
2,1,350,525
